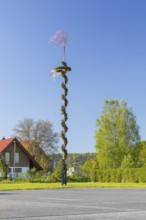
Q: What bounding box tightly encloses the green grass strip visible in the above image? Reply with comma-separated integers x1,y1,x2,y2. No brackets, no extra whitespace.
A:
1,182,146,190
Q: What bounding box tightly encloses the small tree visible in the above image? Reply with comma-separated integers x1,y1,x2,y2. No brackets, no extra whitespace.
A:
82,157,99,180
51,161,62,182
0,154,9,179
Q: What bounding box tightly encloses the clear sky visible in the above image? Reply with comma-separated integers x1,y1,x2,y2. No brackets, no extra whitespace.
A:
1,0,146,153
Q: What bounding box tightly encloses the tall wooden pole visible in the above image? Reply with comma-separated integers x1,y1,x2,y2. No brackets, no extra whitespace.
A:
53,61,71,185
50,30,71,184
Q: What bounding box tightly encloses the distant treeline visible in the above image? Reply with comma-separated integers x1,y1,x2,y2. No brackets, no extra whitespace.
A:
51,152,96,169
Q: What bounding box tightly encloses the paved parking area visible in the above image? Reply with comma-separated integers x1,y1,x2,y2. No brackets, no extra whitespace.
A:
0,188,146,219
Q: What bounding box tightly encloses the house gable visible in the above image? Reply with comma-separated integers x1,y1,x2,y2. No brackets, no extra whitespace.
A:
0,137,43,171
2,143,30,167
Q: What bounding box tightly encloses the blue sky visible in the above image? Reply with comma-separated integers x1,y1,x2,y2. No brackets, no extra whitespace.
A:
0,0,146,153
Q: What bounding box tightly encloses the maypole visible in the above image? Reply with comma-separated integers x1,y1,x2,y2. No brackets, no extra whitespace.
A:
50,30,71,185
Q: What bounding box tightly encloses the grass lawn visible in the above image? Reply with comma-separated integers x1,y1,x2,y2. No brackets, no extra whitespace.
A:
1,182,146,190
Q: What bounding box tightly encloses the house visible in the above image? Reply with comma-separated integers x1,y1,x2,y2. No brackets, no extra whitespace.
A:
0,137,43,178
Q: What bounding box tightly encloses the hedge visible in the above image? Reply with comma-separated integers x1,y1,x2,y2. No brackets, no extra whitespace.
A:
89,168,146,183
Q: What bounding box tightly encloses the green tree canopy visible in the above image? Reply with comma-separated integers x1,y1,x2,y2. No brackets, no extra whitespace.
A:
139,141,146,167
95,100,140,169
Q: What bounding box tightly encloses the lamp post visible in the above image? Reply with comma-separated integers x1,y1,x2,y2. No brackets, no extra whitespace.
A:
50,30,71,185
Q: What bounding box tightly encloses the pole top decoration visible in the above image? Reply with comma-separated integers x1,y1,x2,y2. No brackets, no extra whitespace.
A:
49,29,71,79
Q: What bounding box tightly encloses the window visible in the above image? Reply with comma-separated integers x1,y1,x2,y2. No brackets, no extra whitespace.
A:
5,152,10,162
15,153,19,164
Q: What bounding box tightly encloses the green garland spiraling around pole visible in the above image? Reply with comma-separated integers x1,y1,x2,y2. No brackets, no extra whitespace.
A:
53,61,71,185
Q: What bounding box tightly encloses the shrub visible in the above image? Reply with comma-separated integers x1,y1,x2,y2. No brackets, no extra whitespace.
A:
14,173,28,182
26,167,40,182
68,173,90,182
88,168,146,183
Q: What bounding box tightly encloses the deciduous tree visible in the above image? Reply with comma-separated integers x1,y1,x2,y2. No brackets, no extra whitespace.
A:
13,118,59,171
95,100,140,168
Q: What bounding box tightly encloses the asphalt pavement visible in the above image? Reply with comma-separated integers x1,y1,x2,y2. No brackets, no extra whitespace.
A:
0,188,146,219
